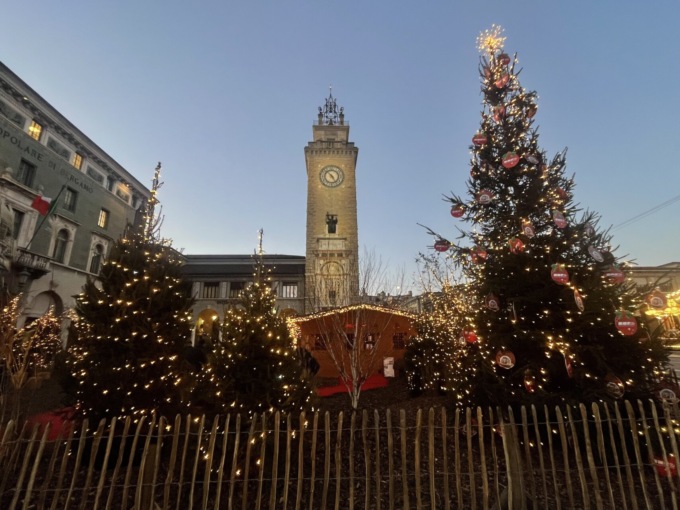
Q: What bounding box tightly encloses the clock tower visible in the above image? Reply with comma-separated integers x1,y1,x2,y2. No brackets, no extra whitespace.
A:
305,91,359,312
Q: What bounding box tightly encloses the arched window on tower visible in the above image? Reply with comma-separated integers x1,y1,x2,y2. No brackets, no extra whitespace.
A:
52,229,69,263
90,243,104,274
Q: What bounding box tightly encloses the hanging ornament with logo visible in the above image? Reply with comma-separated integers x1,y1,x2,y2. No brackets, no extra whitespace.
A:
450,204,465,218
646,289,667,309
615,310,637,336
508,237,525,254
493,105,506,123
521,220,536,238
553,187,568,205
656,381,680,405
551,263,570,285
526,104,538,119
574,289,585,312
605,374,625,399
472,133,488,146
495,72,510,88
470,245,488,264
525,154,540,165
495,350,516,369
502,152,520,169
584,223,596,237
434,239,452,253
486,293,500,311
604,265,625,284
477,189,494,205
462,330,478,344
552,210,567,229
654,455,678,478
588,245,605,263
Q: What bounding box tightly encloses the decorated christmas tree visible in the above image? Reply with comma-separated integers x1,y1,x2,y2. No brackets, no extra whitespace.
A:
67,164,195,421
194,244,314,418
426,27,667,408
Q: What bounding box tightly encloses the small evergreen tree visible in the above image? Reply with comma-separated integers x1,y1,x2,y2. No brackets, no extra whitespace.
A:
195,253,314,418
425,27,667,408
67,164,195,421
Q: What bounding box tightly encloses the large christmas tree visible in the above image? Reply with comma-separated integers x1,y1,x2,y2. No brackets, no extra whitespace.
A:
68,164,195,421
194,249,314,418
427,27,667,408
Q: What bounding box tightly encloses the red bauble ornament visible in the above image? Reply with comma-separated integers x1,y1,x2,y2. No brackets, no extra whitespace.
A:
471,245,488,263
655,455,678,478
605,374,625,399
604,265,625,284
434,239,451,252
496,350,516,369
493,105,506,123
551,264,569,285
463,331,478,344
450,204,465,218
502,152,520,168
552,210,567,229
495,72,510,88
646,289,668,309
588,245,604,263
524,369,537,393
526,105,537,118
477,190,494,205
525,154,540,165
555,187,568,203
521,220,536,238
615,310,637,336
564,354,574,378
508,237,525,254
498,53,511,65
486,293,500,311
574,289,585,312
472,133,488,146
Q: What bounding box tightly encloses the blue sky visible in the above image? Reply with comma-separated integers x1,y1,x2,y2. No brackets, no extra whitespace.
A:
2,1,678,291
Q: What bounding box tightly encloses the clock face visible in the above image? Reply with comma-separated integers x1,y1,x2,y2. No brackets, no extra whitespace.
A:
319,165,344,187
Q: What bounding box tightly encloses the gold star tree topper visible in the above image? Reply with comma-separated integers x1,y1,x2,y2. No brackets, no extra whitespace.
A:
477,24,506,56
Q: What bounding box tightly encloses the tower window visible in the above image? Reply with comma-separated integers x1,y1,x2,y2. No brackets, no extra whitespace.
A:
63,187,78,212
12,209,24,240
98,208,109,228
229,282,245,298
281,283,298,298
28,120,43,141
52,229,69,263
393,332,407,350
326,213,338,234
90,243,104,274
16,159,36,187
73,152,83,170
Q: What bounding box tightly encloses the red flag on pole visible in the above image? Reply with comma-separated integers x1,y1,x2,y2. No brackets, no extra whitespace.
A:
30,195,52,216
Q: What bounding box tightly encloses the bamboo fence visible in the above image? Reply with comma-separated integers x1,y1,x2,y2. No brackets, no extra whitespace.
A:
1,399,680,509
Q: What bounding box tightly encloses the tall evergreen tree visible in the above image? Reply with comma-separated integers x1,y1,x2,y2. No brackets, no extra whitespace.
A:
195,250,314,418
426,27,667,408
68,164,195,421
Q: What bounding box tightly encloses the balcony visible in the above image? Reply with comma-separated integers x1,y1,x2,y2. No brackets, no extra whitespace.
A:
14,247,51,275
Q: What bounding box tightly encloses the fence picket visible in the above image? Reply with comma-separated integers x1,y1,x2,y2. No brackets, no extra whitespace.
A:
477,406,488,510
37,421,66,510
256,413,268,510
283,413,292,510
348,411,356,510
591,404,616,509
624,400,653,510
202,416,219,510
454,408,462,508
268,412,280,510
541,405,561,510
333,411,344,510
321,411,331,510
213,414,231,510
374,409,382,510
187,414,204,510
386,409,395,510
636,401,666,509
49,419,77,510
414,409,422,510
295,411,305,510
307,412,319,510
21,421,51,510
565,405,589,509
93,416,118,510
428,408,435,510
650,401,678,509
362,410,371,510
227,413,242,510
241,413,258,509
441,408,450,510
519,405,536,509
400,409,410,510
613,402,639,510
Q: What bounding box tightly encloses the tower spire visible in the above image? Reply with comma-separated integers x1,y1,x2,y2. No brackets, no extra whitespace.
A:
317,87,344,126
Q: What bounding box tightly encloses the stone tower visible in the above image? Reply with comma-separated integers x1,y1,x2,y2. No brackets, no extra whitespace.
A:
304,91,359,312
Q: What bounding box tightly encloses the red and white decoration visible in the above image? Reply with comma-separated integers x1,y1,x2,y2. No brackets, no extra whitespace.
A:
495,72,510,88
471,245,488,263
434,239,451,252
588,245,605,263
526,105,538,118
564,354,574,378
450,204,465,218
472,133,488,146
526,154,540,165
552,210,567,229
498,53,511,66
605,374,625,399
508,237,525,254
477,190,494,205
615,310,637,336
495,350,516,369
486,293,500,311
493,105,506,123
463,331,478,344
646,289,668,309
574,289,585,312
604,265,625,284
551,264,570,285
521,220,536,238
502,152,520,168
654,455,678,478
656,381,680,404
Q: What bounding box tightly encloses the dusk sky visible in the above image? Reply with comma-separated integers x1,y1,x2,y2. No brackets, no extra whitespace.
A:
2,1,678,291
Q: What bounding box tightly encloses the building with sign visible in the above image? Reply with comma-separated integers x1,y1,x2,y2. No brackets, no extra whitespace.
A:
0,61,149,325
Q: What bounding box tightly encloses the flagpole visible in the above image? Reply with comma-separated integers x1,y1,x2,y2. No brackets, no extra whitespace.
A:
26,185,66,251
